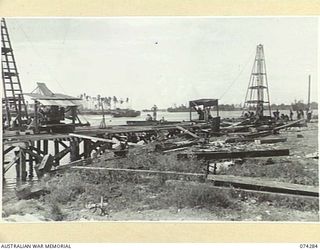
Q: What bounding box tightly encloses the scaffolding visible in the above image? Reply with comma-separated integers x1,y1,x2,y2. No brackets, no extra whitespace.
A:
243,44,271,117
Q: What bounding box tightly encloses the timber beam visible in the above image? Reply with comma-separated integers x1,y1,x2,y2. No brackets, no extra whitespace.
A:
178,149,290,160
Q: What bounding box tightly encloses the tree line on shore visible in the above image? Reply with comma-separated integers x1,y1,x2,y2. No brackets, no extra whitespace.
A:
78,93,129,109
168,101,318,111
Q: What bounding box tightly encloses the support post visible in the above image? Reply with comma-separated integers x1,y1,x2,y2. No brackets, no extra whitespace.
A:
28,141,35,178
34,100,39,133
71,106,76,124
216,103,219,117
14,150,21,179
83,139,92,159
28,153,34,178
43,140,48,155
36,140,41,164
54,140,60,165
19,148,27,181
70,140,80,162
2,151,5,181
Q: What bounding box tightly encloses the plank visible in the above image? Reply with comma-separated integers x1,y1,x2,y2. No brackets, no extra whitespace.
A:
70,166,205,178
166,180,318,200
176,126,199,138
255,138,287,144
59,141,69,149
23,148,43,161
53,147,71,161
3,146,15,155
155,140,199,152
221,124,254,132
274,119,305,131
4,156,19,173
29,145,45,155
3,122,208,145
69,133,114,143
207,174,318,197
178,149,290,160
38,154,54,172
225,137,287,144
163,147,191,153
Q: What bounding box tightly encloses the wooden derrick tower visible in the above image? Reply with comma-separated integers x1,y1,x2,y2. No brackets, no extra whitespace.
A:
1,18,28,128
243,44,271,117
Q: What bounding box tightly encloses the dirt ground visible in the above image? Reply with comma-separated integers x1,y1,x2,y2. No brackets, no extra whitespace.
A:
2,122,319,222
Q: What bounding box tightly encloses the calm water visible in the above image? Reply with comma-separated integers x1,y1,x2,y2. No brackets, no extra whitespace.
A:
80,110,244,126
80,109,310,127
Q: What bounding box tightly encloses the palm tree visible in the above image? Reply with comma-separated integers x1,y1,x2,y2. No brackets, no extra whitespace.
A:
113,96,118,109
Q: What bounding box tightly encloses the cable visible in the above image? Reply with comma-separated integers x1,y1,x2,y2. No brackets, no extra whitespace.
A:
13,19,67,93
219,50,255,100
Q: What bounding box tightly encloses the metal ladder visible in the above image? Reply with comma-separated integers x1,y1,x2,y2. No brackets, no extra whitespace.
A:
1,18,28,127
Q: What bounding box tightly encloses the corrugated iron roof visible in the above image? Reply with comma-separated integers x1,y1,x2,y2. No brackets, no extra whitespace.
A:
37,99,81,107
24,93,81,101
189,99,218,107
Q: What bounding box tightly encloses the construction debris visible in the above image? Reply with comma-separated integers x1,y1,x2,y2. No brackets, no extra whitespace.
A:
175,126,199,138
225,137,287,144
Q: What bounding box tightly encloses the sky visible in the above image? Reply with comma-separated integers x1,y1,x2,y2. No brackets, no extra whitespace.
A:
5,17,318,109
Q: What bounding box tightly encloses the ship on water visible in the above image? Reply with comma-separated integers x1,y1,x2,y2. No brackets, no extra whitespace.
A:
112,108,141,118
167,104,189,112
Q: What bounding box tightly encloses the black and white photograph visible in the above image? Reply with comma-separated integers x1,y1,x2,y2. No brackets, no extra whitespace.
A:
1,17,318,222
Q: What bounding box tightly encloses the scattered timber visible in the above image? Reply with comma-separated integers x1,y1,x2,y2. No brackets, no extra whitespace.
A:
175,126,199,138
63,166,318,198
225,137,287,144
221,124,254,133
163,147,193,153
207,174,319,197
224,119,306,139
155,140,199,152
69,133,114,143
273,119,306,131
177,149,290,160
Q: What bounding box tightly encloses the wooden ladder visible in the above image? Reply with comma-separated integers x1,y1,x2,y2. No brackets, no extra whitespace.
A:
1,18,28,128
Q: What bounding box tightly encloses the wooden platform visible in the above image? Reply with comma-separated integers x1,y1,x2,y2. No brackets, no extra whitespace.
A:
3,122,206,145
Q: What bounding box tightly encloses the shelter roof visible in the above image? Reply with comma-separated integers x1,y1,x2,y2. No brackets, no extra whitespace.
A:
24,82,81,106
189,98,218,107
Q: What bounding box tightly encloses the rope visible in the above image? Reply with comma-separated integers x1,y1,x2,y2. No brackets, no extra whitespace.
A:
13,20,67,93
219,50,255,101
